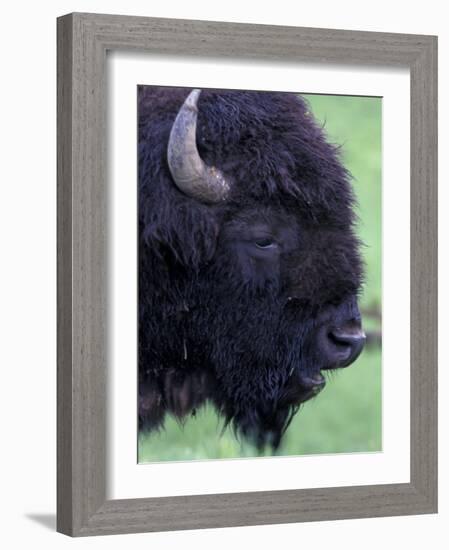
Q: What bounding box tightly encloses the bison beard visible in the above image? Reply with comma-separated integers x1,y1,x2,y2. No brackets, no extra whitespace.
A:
138,86,365,450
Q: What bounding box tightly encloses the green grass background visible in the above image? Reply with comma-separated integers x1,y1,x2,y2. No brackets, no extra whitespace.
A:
138,94,382,463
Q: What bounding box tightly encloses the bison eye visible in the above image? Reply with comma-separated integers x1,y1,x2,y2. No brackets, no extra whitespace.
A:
255,238,276,249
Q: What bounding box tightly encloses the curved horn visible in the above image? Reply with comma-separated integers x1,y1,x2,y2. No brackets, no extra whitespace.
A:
167,89,230,204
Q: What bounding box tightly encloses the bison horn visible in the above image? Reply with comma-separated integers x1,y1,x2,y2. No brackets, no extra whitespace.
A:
167,89,230,204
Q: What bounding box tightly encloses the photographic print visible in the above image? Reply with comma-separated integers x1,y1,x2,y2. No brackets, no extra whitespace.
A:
138,86,382,462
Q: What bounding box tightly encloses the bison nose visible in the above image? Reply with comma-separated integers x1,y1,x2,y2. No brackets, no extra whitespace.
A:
323,326,366,369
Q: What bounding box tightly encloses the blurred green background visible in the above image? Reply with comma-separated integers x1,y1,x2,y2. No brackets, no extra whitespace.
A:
138,94,382,463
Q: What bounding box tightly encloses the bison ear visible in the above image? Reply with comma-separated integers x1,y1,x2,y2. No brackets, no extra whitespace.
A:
140,194,219,268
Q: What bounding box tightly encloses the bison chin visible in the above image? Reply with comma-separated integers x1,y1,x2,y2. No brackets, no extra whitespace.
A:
229,407,297,451
219,372,327,451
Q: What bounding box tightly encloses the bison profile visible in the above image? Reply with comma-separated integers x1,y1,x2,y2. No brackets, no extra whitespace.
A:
138,86,365,450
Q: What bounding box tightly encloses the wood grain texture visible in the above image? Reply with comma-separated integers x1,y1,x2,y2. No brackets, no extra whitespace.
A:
57,12,438,537
409,37,438,509
57,13,74,536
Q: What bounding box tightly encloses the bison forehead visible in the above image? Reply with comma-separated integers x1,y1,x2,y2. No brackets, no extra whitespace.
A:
194,90,355,222
139,86,356,225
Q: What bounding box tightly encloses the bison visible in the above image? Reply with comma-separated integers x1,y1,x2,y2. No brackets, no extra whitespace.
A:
138,86,365,450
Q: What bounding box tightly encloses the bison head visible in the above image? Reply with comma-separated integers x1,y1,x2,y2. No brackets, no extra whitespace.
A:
138,87,365,449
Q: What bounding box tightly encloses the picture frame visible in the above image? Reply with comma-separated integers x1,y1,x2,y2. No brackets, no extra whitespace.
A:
57,12,438,536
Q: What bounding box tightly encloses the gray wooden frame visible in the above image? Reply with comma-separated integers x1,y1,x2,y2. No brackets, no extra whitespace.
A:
57,12,438,537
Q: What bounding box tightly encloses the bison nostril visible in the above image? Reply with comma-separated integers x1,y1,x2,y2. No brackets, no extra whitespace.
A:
329,328,365,346
325,327,366,368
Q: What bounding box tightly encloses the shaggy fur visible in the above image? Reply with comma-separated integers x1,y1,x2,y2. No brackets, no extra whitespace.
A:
138,86,363,449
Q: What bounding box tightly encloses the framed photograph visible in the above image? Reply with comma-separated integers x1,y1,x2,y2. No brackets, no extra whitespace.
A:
57,12,437,536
